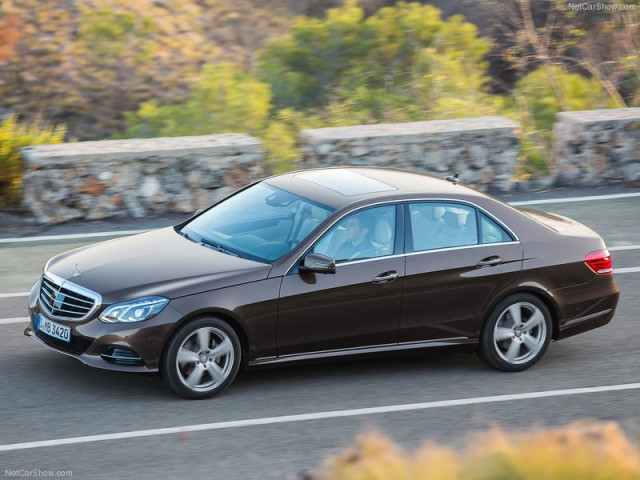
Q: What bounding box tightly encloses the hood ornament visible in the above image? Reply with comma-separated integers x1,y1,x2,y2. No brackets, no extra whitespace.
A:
73,263,81,277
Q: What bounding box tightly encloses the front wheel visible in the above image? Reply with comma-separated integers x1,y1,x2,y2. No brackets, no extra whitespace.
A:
161,317,241,399
478,294,552,372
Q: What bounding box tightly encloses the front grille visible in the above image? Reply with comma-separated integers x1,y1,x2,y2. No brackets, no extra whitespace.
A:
40,275,97,320
35,328,92,355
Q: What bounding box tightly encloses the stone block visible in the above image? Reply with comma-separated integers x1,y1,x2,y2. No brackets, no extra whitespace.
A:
553,108,640,186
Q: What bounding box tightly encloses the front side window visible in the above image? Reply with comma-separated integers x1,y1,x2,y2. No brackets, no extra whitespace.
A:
181,182,333,263
409,202,478,252
313,205,396,262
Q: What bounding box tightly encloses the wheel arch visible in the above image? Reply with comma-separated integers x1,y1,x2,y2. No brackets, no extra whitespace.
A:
159,308,251,368
479,285,561,340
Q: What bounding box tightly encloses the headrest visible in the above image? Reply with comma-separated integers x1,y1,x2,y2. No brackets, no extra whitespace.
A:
412,205,445,220
443,211,465,227
374,217,392,243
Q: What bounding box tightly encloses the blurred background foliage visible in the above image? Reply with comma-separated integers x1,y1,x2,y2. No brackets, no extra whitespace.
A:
0,0,638,204
312,422,640,480
0,116,65,208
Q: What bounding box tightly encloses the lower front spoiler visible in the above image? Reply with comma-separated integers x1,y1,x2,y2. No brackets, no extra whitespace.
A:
24,324,158,373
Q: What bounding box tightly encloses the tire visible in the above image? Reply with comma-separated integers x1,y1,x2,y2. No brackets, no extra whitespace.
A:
161,317,241,399
478,293,552,372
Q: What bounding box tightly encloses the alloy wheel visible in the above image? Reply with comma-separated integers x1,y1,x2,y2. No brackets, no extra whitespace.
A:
175,326,235,393
493,301,547,365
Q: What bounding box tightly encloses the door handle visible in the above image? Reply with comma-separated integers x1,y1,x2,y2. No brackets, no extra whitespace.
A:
372,271,399,284
476,256,502,268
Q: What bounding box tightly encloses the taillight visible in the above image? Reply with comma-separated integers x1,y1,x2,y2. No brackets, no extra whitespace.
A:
584,249,613,275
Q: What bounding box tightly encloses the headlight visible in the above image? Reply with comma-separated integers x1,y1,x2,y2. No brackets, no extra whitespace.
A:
99,296,169,323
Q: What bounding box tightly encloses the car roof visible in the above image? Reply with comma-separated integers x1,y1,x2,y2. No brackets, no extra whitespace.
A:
264,167,487,209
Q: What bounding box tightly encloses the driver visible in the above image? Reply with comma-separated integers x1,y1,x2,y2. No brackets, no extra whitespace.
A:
335,213,376,260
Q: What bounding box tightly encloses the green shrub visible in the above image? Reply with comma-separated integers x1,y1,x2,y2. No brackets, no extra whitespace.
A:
0,115,65,208
121,62,272,139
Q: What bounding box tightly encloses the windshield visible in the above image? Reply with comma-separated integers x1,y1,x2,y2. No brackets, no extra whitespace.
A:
180,182,334,263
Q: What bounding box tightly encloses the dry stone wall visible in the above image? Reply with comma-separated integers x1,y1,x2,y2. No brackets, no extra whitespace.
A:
300,117,521,192
552,108,640,187
21,134,263,224
19,108,640,225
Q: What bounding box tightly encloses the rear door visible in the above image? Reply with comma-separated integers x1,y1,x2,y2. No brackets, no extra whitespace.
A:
400,201,523,342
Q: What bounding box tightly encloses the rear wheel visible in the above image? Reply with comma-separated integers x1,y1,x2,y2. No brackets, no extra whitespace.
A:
161,317,241,399
478,293,552,372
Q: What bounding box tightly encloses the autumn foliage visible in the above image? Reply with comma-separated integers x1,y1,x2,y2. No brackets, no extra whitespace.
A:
0,16,21,62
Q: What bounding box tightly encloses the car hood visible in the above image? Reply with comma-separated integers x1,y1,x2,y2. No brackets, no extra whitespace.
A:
46,227,272,303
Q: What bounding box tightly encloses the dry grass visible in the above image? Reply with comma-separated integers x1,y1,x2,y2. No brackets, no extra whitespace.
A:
310,421,640,480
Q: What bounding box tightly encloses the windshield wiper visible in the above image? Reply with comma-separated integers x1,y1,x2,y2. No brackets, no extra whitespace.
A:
177,229,195,242
199,237,241,257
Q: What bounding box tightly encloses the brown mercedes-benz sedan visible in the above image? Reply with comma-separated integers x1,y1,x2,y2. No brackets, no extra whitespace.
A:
26,168,619,399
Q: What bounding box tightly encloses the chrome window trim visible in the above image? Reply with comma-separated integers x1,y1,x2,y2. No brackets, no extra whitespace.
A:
39,271,102,322
337,253,406,267
285,197,520,275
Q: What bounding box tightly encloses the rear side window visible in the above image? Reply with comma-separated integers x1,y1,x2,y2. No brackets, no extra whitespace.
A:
409,202,478,252
480,213,513,244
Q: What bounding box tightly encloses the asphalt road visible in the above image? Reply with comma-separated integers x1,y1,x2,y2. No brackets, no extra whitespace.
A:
0,193,639,480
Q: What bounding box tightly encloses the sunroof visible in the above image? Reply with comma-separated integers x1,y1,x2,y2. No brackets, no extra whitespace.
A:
295,170,397,196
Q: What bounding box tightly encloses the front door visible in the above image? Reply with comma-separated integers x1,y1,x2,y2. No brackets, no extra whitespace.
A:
277,204,404,356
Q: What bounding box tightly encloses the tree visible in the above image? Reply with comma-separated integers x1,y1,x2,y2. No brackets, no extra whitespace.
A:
259,1,376,110
260,1,503,123
475,0,639,106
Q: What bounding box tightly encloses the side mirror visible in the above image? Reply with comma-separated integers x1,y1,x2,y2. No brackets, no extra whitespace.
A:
300,253,336,274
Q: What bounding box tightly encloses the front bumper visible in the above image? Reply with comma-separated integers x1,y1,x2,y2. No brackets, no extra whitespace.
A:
26,280,182,372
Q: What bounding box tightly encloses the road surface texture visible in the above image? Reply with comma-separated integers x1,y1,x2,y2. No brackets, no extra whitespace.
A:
0,188,638,479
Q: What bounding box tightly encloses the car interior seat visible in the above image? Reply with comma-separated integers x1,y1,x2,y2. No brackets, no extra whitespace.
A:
371,215,393,255
431,210,469,249
411,205,445,251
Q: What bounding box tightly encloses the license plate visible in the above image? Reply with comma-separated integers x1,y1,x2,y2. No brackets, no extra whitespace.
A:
37,315,71,343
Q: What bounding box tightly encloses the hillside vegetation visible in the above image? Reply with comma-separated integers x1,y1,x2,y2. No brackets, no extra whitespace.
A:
0,0,637,205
